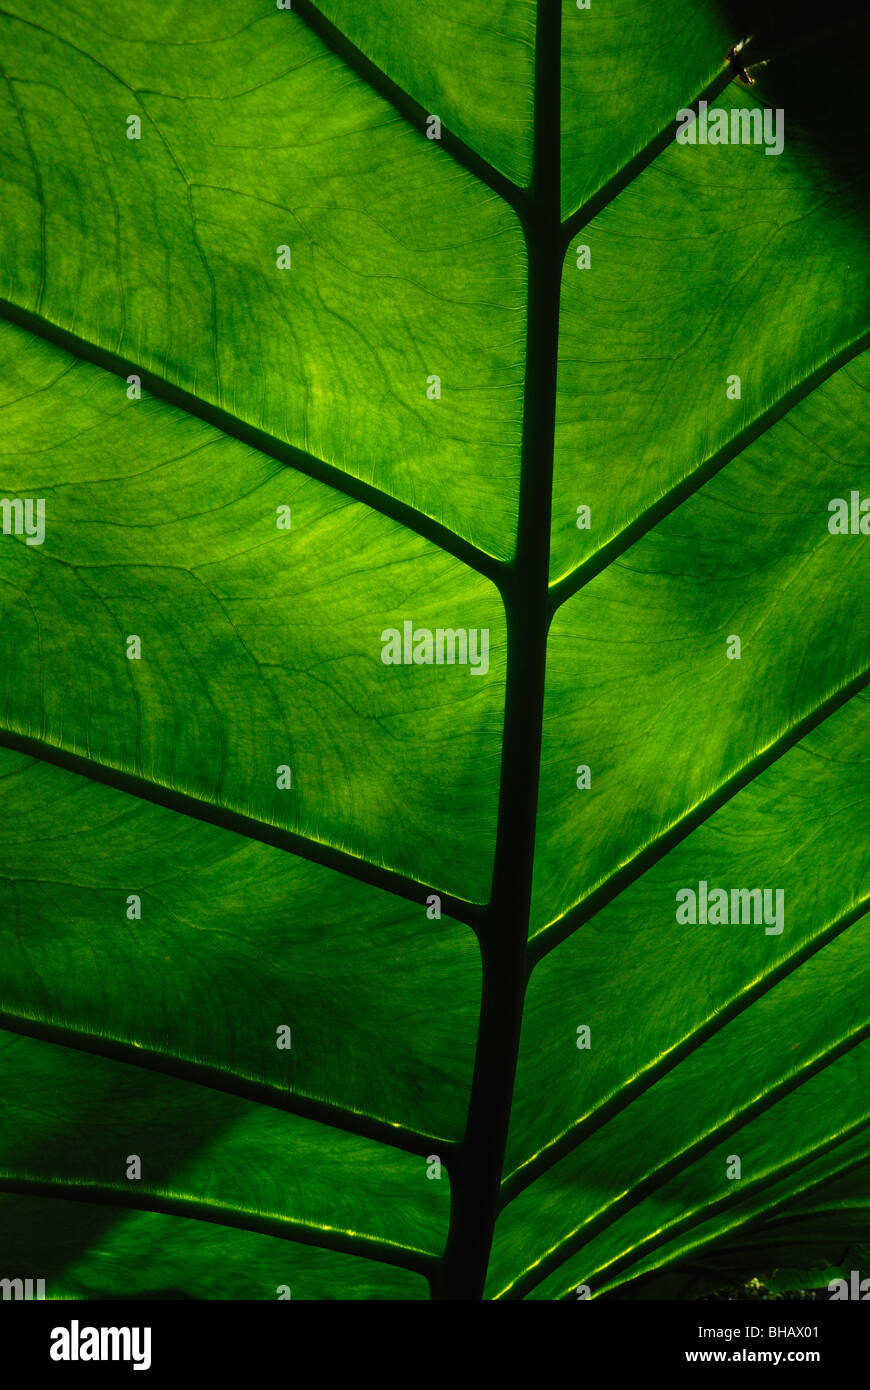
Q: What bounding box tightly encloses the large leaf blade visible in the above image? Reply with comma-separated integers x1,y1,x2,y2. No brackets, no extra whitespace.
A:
0,0,866,1303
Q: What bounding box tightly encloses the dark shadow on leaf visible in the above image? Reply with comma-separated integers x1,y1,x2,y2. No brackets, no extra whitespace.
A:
0,1039,239,1296
717,0,869,209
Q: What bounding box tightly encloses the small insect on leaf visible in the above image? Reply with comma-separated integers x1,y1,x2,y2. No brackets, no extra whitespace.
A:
726,37,754,86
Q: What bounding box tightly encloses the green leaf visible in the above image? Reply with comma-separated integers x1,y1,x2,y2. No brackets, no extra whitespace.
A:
560,0,733,216
0,0,867,1300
